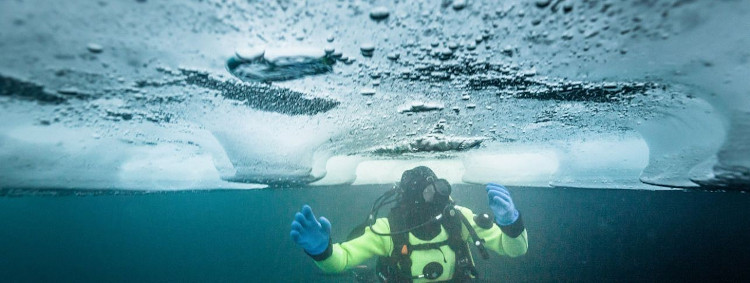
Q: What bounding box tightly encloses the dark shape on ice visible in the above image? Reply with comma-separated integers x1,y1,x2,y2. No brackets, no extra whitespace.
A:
181,69,339,116
469,75,654,103
0,74,66,104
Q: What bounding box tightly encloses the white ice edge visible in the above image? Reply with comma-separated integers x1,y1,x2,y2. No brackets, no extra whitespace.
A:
0,121,654,190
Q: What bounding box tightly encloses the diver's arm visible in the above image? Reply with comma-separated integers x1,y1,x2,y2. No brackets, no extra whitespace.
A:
312,218,393,273
496,213,528,257
484,211,528,258
455,206,528,258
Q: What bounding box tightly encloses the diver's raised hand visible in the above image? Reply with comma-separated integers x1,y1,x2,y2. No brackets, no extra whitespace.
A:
290,204,331,255
486,183,519,226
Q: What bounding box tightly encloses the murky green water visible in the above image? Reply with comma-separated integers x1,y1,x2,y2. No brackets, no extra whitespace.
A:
1,185,749,282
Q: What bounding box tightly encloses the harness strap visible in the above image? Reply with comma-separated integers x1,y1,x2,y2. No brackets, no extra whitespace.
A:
377,205,485,282
390,226,414,282
455,209,490,260
444,208,478,281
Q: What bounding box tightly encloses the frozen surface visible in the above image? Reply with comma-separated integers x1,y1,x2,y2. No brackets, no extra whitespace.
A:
0,0,748,190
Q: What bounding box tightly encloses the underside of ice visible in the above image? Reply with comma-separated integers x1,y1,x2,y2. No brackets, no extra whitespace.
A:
0,0,748,190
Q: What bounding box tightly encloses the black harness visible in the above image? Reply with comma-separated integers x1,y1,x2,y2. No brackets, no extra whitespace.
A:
375,206,484,282
352,176,492,282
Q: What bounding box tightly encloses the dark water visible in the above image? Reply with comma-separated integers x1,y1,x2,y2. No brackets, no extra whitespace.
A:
1,185,749,282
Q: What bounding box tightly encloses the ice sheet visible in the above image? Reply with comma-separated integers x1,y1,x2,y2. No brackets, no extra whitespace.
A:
1,0,748,190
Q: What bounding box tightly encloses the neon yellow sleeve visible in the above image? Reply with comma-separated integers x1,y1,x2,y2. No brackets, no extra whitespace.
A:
455,206,528,258
314,218,394,273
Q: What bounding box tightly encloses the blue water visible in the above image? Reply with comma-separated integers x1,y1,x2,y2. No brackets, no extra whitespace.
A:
1,185,749,282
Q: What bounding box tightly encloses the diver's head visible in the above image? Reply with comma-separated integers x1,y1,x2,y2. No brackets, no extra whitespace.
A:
398,166,451,206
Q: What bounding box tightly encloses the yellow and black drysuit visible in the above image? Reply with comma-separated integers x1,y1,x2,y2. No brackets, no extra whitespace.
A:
307,205,528,282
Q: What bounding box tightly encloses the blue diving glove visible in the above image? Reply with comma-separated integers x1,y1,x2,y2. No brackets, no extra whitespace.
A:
486,183,519,226
290,204,331,255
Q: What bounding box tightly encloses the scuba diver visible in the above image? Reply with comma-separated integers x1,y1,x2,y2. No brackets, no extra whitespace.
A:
290,166,528,282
